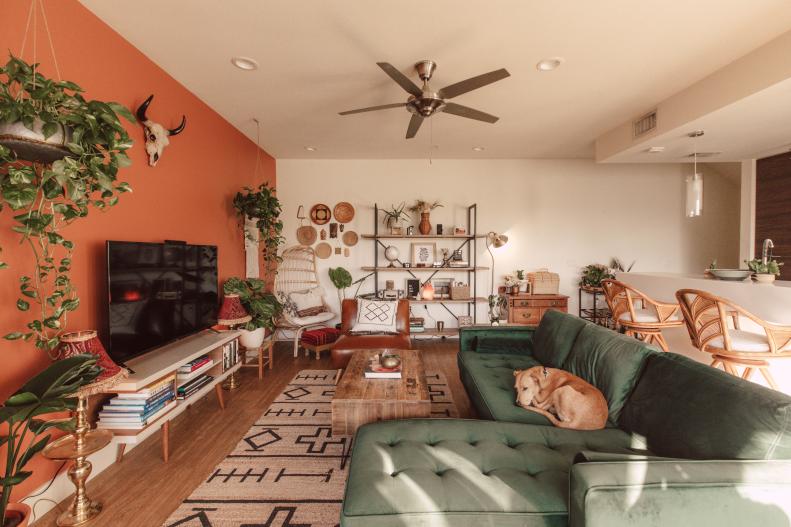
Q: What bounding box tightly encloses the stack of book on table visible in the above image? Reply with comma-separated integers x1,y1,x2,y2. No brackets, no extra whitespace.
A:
409,316,425,333
364,355,402,379
97,375,176,430
176,354,215,400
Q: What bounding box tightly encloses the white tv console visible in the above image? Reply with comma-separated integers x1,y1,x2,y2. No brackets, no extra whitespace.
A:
108,329,241,462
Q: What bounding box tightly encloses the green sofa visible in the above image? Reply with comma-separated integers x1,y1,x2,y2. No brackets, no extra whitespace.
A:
341,311,791,526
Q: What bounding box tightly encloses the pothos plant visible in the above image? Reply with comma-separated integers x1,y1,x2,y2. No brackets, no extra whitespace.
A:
232,182,284,278
0,55,135,356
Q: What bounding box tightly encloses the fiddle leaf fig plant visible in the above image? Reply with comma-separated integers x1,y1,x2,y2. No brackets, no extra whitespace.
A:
0,55,135,356
232,183,284,279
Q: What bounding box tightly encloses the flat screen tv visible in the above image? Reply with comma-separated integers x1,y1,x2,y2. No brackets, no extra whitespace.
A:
106,241,218,364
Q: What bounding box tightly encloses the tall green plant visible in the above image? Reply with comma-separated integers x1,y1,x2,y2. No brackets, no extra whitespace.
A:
0,56,135,356
232,183,284,279
223,278,283,331
1,354,101,523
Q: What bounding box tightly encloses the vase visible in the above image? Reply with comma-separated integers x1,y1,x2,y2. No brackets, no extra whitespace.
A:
4,503,31,527
519,280,529,293
418,212,431,235
239,327,266,349
754,273,776,284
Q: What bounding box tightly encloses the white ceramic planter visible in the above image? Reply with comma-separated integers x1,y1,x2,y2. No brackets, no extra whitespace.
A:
239,327,266,348
753,273,776,284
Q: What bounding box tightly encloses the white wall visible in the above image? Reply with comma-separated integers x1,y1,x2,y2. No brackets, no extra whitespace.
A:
277,158,740,327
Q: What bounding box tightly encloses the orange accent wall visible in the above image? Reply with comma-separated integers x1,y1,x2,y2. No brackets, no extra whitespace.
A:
0,0,275,500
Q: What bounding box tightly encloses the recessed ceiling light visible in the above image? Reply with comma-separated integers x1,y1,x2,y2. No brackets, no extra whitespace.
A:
231,57,259,71
472,146,485,152
304,146,317,152
536,57,564,72
647,146,665,153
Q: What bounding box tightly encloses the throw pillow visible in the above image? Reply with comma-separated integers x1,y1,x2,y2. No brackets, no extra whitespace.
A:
351,299,398,334
288,288,326,318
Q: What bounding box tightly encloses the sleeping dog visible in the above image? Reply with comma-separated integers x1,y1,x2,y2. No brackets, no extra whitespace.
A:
513,366,608,430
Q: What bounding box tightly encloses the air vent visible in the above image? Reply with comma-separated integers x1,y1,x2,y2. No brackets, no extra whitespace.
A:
686,152,721,158
633,110,657,137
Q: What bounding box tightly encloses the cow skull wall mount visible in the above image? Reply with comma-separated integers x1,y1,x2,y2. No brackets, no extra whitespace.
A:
136,94,186,167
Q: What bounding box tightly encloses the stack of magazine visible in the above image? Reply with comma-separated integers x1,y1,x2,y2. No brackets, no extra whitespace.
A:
97,375,176,430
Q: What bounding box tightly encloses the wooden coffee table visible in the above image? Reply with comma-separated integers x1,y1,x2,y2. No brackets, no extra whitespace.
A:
331,349,431,436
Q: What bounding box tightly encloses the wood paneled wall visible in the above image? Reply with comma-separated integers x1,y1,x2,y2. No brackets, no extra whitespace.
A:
756,151,791,272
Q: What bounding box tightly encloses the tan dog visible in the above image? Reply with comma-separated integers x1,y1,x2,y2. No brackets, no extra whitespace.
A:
513,366,608,430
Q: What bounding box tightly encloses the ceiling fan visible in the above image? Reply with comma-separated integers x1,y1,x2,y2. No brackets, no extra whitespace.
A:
339,60,510,139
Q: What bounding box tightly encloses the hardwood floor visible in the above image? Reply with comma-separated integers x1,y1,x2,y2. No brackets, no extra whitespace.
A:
35,339,471,527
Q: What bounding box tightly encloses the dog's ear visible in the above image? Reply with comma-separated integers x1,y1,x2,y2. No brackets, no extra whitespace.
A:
513,370,520,377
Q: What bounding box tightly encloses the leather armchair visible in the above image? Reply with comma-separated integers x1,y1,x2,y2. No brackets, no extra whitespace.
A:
331,299,411,368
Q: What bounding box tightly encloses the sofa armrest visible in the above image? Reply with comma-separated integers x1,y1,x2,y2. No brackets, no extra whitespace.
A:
569,459,791,527
458,325,536,353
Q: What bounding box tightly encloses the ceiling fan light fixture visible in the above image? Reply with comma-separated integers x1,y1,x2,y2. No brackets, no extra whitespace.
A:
231,56,259,71
536,57,564,72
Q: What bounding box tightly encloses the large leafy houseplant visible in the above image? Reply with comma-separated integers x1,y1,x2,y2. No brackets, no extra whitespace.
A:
1,354,101,527
579,263,615,289
0,56,135,356
232,183,284,279
223,278,283,332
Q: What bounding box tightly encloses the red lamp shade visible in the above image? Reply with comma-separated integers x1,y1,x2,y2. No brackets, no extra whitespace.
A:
57,330,128,395
217,294,251,327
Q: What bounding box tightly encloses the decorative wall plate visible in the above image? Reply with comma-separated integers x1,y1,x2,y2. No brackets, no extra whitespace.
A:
333,202,355,223
296,225,317,246
310,204,331,225
315,242,332,259
342,230,359,246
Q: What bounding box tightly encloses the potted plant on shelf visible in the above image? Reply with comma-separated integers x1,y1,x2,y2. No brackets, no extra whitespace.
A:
0,56,135,356
516,269,528,293
579,263,615,291
1,354,101,527
232,183,284,279
223,278,283,348
504,274,520,295
746,258,783,284
408,199,443,235
380,203,410,235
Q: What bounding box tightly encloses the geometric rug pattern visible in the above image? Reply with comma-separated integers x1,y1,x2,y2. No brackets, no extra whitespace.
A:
163,369,458,526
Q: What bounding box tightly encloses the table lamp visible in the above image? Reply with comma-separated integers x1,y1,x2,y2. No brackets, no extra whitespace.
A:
43,330,128,527
217,293,251,390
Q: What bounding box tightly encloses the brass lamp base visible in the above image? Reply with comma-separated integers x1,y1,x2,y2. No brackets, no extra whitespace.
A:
222,370,241,391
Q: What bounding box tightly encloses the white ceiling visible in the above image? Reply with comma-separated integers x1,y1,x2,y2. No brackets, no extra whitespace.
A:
80,0,791,159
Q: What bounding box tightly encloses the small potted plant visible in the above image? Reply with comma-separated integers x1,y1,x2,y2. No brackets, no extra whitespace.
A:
746,258,783,284
504,274,520,295
1,354,101,527
579,264,615,291
223,278,283,348
380,203,410,235
408,199,443,235
516,270,529,293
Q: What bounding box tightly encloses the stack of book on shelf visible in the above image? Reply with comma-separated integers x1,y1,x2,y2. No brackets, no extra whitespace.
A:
176,353,215,400
97,375,176,430
222,339,240,372
364,355,402,379
409,316,425,333
448,260,470,268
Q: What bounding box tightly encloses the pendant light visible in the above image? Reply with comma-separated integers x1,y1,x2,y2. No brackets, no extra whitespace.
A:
685,130,704,218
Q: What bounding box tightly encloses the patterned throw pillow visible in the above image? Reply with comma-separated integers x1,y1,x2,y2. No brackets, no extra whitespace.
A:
289,288,327,318
350,299,398,334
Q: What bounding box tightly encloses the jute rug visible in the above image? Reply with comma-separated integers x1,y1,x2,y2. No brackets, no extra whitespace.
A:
163,369,458,526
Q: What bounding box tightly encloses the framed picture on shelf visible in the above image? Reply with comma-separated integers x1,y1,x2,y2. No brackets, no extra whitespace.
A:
405,279,421,299
431,278,454,299
458,315,473,327
411,242,436,267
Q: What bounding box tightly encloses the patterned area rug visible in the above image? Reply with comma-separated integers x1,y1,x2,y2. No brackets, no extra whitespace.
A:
163,369,458,526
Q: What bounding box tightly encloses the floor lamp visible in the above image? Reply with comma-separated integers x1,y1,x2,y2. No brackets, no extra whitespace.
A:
486,232,509,325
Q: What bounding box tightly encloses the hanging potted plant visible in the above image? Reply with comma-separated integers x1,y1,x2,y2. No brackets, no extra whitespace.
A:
746,258,783,284
380,203,410,235
1,354,101,527
408,199,443,235
223,278,283,348
232,182,284,279
0,56,135,355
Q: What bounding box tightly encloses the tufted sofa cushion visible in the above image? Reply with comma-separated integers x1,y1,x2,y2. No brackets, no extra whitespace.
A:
341,419,649,527
533,309,587,367
458,351,550,425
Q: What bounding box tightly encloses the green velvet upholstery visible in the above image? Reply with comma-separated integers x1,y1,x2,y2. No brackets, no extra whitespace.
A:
459,325,537,354
340,419,649,527
533,310,588,367
619,352,791,460
562,323,653,425
458,351,550,425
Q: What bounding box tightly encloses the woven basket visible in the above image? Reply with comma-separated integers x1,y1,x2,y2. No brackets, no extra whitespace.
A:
450,285,471,300
528,268,560,294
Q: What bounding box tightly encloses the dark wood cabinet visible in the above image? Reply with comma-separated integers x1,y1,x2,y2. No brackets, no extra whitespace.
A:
756,152,791,272
507,294,568,325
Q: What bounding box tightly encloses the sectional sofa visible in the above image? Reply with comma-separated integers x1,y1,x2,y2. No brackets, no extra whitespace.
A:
340,311,791,527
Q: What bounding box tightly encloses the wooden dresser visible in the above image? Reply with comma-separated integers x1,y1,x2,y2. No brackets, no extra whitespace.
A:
507,294,569,325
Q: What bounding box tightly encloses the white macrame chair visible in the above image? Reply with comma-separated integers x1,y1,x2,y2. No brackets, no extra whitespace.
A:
274,246,335,357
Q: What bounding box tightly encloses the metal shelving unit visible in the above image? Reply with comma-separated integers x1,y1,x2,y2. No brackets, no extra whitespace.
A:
364,203,486,331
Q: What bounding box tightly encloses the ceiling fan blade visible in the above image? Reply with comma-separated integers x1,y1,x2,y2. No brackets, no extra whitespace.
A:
438,68,510,99
405,114,424,139
339,103,406,115
377,62,422,97
441,102,499,124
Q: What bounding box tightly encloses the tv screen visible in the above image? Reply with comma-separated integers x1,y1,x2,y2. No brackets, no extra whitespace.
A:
106,241,218,364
